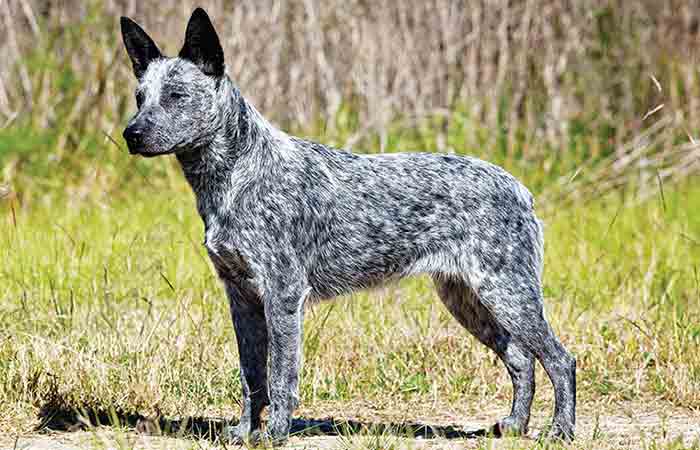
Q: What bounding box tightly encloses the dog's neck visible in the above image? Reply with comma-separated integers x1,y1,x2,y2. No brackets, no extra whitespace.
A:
175,77,289,222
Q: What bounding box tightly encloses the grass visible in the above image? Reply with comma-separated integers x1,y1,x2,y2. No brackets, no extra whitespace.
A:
1,140,699,448
2,2,700,448
4,1,700,205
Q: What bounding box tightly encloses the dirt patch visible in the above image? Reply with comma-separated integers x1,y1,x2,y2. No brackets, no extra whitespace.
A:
2,405,698,450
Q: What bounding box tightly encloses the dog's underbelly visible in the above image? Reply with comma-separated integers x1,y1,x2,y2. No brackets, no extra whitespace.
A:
305,231,471,300
307,252,412,299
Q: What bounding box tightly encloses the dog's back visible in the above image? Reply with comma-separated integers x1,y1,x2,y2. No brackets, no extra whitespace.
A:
285,138,542,301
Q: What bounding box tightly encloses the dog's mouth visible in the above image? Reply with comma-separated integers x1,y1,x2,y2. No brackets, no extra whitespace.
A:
128,145,177,158
136,151,162,158
124,133,185,158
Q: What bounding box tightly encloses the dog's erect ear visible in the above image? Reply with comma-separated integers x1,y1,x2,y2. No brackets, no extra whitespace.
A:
120,17,162,79
179,8,225,77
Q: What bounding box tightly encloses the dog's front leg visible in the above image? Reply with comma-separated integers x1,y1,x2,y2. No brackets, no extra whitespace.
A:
222,282,269,444
263,280,308,445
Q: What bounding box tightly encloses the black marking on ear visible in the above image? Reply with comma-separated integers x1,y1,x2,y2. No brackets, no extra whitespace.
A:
179,8,225,77
120,16,162,79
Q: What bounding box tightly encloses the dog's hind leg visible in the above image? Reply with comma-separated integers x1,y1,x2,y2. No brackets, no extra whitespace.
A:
222,282,269,444
434,275,536,437
476,276,576,441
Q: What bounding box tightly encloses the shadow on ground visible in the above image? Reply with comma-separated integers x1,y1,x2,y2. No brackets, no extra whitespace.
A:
36,403,488,442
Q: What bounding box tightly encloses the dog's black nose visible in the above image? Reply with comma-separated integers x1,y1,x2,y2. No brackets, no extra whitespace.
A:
123,125,143,150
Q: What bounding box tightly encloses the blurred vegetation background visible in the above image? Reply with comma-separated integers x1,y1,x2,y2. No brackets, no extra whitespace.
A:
1,0,699,203
1,2,700,442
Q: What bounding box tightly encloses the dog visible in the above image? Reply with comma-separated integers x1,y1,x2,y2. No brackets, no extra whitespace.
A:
120,8,576,445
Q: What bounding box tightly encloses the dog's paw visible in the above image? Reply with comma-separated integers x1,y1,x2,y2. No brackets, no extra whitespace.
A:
492,416,528,438
240,430,288,448
253,430,289,448
221,426,288,448
220,424,251,446
534,423,575,442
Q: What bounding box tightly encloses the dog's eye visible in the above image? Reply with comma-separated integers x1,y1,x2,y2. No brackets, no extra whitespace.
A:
169,91,187,100
135,92,145,108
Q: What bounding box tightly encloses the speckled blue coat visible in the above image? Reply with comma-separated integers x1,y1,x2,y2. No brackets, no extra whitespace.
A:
120,8,576,445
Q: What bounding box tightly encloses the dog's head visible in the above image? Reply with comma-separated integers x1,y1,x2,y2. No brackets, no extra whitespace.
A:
120,8,225,157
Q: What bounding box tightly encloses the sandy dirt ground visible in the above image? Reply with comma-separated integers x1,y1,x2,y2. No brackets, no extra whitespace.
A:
2,404,698,449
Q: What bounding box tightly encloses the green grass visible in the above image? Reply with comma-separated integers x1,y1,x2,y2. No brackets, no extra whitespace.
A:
3,2,700,447
1,144,699,448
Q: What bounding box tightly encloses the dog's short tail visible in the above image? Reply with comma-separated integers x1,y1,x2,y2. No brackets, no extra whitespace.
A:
512,181,545,281
533,215,545,281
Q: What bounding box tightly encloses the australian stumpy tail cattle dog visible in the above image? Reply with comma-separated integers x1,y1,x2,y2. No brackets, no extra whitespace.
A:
120,7,576,445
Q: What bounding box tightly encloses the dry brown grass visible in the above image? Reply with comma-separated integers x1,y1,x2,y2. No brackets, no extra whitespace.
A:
2,2,700,449
3,0,700,155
